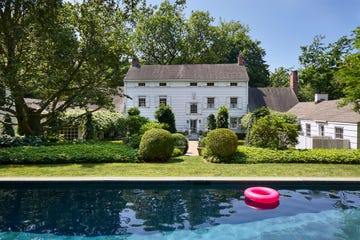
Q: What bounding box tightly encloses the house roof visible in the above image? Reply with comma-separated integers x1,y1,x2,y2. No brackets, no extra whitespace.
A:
288,100,360,123
248,87,299,112
23,88,125,113
124,64,249,81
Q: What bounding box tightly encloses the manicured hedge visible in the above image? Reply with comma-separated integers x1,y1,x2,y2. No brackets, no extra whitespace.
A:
206,128,238,159
234,146,360,164
0,142,140,164
139,129,174,162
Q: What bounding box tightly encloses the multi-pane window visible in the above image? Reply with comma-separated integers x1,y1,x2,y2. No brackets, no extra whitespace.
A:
207,82,214,86
305,124,311,137
159,96,167,106
190,82,197,86
230,82,238,86
190,103,198,114
159,82,167,86
230,117,238,129
335,127,344,139
59,127,79,140
230,97,238,108
319,125,325,136
207,97,215,108
138,82,145,87
138,97,146,107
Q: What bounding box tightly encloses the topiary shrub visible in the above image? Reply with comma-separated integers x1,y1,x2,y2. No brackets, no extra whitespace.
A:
172,133,188,155
205,128,238,159
139,129,174,162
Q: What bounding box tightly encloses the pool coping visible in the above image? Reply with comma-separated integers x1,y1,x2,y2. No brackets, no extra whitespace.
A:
1,177,360,183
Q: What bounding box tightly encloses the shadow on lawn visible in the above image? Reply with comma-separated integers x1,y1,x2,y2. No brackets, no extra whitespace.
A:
166,158,184,164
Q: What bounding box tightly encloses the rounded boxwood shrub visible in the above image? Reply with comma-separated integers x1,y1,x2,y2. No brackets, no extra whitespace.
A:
139,129,174,162
205,128,238,158
172,133,188,155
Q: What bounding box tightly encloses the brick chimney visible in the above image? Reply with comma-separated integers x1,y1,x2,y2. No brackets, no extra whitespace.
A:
290,70,298,96
132,57,140,67
237,55,244,65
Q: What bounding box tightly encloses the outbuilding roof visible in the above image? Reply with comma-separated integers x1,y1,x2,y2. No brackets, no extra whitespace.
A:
248,87,299,112
288,100,360,123
124,64,249,81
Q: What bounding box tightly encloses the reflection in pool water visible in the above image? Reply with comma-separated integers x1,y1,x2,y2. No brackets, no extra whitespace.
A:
0,182,359,239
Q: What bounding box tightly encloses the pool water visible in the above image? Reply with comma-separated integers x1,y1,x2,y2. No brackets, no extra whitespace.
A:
0,181,359,239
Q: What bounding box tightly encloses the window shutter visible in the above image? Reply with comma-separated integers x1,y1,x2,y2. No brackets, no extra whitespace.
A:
146,96,150,108
167,96,171,106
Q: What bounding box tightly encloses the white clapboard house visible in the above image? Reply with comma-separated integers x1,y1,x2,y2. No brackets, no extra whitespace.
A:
288,94,360,149
124,57,249,134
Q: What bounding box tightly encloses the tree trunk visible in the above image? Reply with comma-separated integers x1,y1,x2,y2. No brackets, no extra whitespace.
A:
15,99,43,136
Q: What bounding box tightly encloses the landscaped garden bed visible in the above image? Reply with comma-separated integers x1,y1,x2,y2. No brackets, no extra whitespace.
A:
0,142,140,164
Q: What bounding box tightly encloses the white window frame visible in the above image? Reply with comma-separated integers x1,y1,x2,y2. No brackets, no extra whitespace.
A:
159,96,167,106
138,82,145,87
138,97,146,108
319,124,325,137
159,82,167,87
190,103,198,114
230,82,238,86
230,97,238,108
305,123,311,137
207,97,215,109
59,127,79,140
190,82,197,86
335,127,344,139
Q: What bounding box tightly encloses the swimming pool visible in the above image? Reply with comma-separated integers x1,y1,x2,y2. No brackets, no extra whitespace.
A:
0,180,359,239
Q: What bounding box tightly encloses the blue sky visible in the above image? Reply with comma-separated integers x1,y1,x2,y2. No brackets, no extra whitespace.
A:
148,0,360,71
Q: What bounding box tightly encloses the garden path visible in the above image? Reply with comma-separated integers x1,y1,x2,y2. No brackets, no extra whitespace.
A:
186,141,199,156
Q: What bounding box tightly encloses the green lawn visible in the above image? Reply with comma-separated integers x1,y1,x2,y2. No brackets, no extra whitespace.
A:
1,156,359,177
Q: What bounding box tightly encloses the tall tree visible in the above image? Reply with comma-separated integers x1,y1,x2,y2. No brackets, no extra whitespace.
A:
214,20,270,87
133,1,270,87
337,27,360,113
0,0,145,136
133,0,187,64
269,67,292,87
299,35,352,101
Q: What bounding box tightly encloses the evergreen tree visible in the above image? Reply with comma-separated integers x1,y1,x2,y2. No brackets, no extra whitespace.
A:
216,106,229,128
155,105,177,133
207,114,217,130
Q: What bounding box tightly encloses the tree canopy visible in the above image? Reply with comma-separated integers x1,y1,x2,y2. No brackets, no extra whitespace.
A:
133,0,269,87
298,35,352,101
269,67,292,87
336,27,360,113
0,0,145,136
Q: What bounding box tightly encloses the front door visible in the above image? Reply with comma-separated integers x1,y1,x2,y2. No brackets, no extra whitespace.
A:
190,119,197,134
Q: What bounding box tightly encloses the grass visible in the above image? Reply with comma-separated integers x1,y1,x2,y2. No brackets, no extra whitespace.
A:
1,156,359,177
